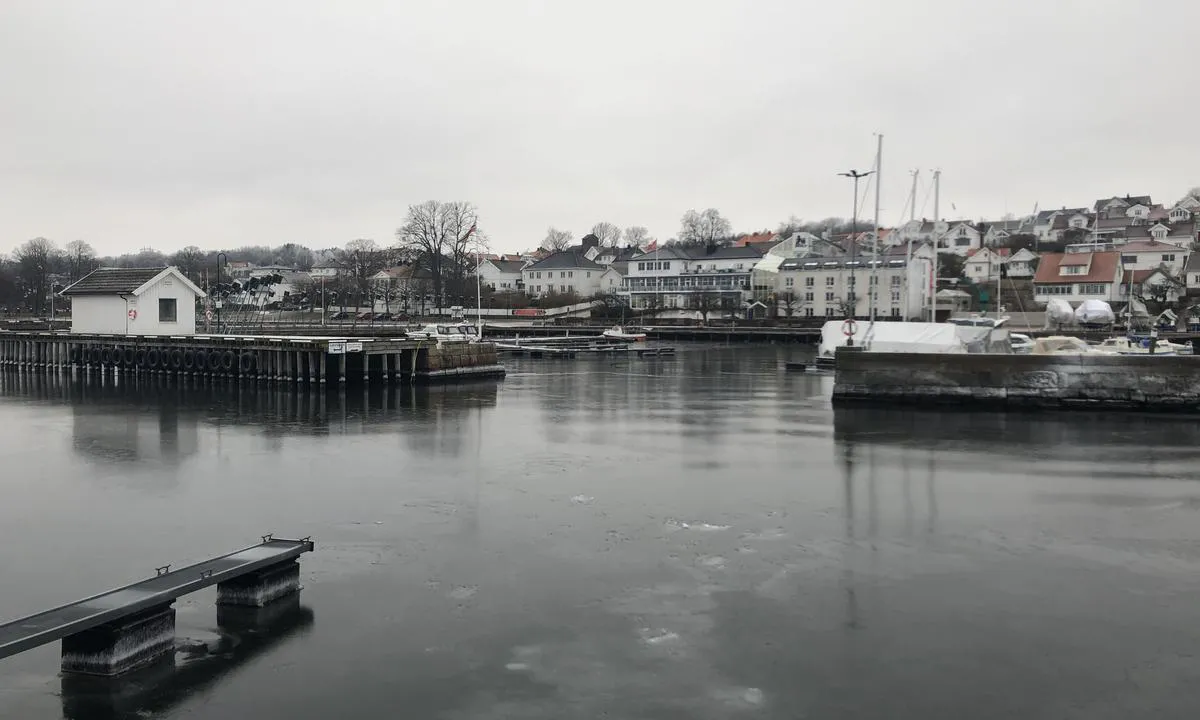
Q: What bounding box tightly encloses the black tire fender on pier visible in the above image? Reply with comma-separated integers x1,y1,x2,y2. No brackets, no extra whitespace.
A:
100,347,114,366
170,349,184,370
123,347,136,366
182,350,196,371
239,352,255,373
208,350,223,372
146,348,161,369
221,351,236,372
134,349,147,368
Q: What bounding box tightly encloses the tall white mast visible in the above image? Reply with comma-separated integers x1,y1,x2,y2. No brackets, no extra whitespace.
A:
871,134,883,322
930,169,941,322
904,169,918,321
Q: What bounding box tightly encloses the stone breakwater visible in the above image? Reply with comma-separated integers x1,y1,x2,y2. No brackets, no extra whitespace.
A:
832,351,1200,411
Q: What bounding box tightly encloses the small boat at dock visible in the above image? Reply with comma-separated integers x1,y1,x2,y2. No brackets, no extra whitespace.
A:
602,326,647,342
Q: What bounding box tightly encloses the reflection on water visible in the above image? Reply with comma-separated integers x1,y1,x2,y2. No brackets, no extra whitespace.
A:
6,349,1200,718
61,597,313,720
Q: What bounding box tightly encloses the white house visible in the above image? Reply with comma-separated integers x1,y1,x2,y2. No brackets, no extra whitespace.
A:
478,259,526,292
964,247,1010,282
1033,251,1123,305
622,245,764,309
1115,240,1187,274
61,266,206,335
935,221,982,256
521,240,606,299
1120,267,1184,304
1005,248,1037,278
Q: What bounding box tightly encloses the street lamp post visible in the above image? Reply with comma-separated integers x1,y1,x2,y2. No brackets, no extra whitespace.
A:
838,169,874,345
214,252,227,333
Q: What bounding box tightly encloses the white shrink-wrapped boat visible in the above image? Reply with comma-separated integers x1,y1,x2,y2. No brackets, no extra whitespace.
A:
1074,299,1116,328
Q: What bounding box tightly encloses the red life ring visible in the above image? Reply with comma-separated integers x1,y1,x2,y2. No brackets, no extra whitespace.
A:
128,308,138,320
841,318,858,337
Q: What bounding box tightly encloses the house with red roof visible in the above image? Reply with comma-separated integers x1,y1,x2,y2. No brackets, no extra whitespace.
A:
1033,251,1123,304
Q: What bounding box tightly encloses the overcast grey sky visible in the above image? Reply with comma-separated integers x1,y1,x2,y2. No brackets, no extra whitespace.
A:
2,0,1197,256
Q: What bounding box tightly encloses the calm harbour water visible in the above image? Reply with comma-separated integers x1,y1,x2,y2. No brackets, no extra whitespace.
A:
3,345,1200,718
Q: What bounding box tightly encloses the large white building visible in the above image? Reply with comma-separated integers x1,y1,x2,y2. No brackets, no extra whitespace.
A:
521,241,606,299
622,245,764,310
774,251,932,320
62,267,206,335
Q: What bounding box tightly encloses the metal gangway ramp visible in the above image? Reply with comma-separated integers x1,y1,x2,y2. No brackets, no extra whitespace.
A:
0,536,314,662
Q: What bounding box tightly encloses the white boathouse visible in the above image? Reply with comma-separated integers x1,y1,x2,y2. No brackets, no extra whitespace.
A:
60,267,206,336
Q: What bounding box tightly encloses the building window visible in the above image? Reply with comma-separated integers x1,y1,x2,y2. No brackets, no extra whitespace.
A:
825,291,835,301
825,307,837,317
159,298,177,323
804,307,814,317
805,277,814,287
1035,284,1072,295
804,291,814,302
847,276,856,286
869,276,878,285
825,277,835,286
1079,283,1107,295
1163,254,1176,262
890,307,901,318
891,291,901,302
785,277,794,287
587,272,592,278
956,238,970,246
890,275,901,286
1120,255,1136,265
663,262,670,270
560,284,567,292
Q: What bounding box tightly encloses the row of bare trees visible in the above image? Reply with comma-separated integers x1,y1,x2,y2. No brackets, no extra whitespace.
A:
0,237,99,314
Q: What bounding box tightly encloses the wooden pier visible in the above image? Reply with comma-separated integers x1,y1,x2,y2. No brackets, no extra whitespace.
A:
0,537,314,676
0,332,504,384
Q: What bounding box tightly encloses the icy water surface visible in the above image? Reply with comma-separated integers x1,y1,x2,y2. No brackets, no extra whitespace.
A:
3,346,1200,718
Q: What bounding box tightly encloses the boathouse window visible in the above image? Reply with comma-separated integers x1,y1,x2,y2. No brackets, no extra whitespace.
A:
159,298,177,323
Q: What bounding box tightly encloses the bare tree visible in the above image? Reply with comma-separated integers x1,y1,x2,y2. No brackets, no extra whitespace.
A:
332,238,393,304
689,291,722,324
170,245,206,282
395,200,478,306
13,237,59,314
542,227,574,252
678,208,733,246
590,222,621,248
623,226,649,248
63,240,98,283
777,291,800,324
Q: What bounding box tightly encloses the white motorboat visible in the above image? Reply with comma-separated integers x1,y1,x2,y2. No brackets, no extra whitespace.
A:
406,324,471,344
1096,336,1192,355
455,324,482,343
602,326,647,342
1032,336,1117,355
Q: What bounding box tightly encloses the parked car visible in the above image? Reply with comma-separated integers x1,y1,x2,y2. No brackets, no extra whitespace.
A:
374,312,394,321
356,311,374,321
329,311,349,321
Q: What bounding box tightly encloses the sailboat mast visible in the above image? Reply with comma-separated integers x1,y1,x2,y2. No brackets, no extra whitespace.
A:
930,169,941,322
904,169,918,321
871,134,883,323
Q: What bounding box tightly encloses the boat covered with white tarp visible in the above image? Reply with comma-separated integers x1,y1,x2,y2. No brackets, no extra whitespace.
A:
816,320,1010,365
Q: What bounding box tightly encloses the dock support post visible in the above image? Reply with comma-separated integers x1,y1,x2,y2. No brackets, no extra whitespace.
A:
319,353,327,384
381,353,390,384
363,353,370,384
60,603,176,677
293,351,301,384
216,559,301,608
338,353,346,384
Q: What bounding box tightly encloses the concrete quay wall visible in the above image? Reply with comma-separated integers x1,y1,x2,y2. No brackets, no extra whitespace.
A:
832,351,1200,411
